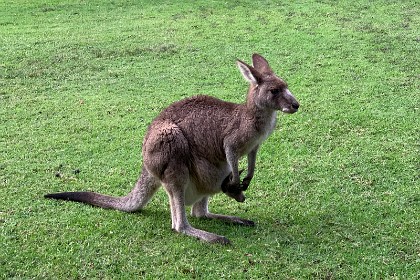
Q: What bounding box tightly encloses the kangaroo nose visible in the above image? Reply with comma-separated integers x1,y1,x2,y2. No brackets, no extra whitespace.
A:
292,102,300,110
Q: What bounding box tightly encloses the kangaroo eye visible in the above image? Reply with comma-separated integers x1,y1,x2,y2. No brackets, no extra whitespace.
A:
271,89,281,95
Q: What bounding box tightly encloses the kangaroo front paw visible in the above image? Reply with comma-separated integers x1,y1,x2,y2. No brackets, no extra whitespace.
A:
241,176,252,191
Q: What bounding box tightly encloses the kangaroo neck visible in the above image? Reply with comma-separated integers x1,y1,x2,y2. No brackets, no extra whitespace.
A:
243,85,277,134
245,84,276,119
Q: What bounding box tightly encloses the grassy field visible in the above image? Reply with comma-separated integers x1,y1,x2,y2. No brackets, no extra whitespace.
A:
1,0,419,278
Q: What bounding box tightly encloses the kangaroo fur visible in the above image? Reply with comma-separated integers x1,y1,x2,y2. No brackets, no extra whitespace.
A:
45,53,300,244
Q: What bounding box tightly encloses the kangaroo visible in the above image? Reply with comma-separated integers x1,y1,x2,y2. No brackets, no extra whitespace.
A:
45,53,299,244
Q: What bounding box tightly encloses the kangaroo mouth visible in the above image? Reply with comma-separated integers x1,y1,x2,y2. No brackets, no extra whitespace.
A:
282,101,299,114
282,107,298,114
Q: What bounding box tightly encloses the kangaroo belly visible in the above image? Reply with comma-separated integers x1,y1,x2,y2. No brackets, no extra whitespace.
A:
181,158,232,206
184,164,229,206
184,180,206,206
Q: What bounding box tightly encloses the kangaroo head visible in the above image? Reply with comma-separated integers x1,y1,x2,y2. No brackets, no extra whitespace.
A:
237,53,299,114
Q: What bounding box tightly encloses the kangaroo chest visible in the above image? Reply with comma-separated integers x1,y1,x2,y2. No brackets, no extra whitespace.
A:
239,112,277,156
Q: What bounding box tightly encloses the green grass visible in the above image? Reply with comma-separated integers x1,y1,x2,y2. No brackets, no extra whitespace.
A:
1,0,419,278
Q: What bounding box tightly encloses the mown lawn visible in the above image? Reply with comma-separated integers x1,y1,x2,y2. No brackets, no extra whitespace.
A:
1,0,419,279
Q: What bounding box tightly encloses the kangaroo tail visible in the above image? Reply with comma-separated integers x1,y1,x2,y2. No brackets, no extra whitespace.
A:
44,191,126,210
45,167,160,212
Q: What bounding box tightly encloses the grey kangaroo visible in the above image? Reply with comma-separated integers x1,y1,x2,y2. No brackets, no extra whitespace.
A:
45,54,300,244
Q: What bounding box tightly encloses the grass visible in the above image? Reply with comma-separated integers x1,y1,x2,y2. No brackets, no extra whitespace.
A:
1,0,419,278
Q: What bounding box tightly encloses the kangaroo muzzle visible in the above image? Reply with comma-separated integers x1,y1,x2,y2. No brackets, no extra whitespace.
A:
282,89,300,114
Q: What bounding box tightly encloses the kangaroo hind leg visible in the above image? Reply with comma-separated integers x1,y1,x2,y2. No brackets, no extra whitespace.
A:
191,197,255,226
162,165,230,245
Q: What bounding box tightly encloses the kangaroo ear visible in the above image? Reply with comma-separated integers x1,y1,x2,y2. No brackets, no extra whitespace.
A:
252,53,273,74
236,59,262,85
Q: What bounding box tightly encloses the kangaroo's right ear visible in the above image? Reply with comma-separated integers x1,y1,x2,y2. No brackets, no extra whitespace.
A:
252,53,273,74
236,59,262,85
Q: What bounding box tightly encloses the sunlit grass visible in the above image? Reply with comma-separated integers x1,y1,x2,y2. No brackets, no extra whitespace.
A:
1,0,418,278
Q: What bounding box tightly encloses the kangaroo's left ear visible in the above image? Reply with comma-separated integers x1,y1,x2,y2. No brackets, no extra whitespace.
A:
252,53,273,74
236,59,262,85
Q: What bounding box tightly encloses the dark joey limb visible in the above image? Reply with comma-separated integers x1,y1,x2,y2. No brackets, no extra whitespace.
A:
222,145,259,201
221,169,245,202
223,145,244,202
223,146,259,191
